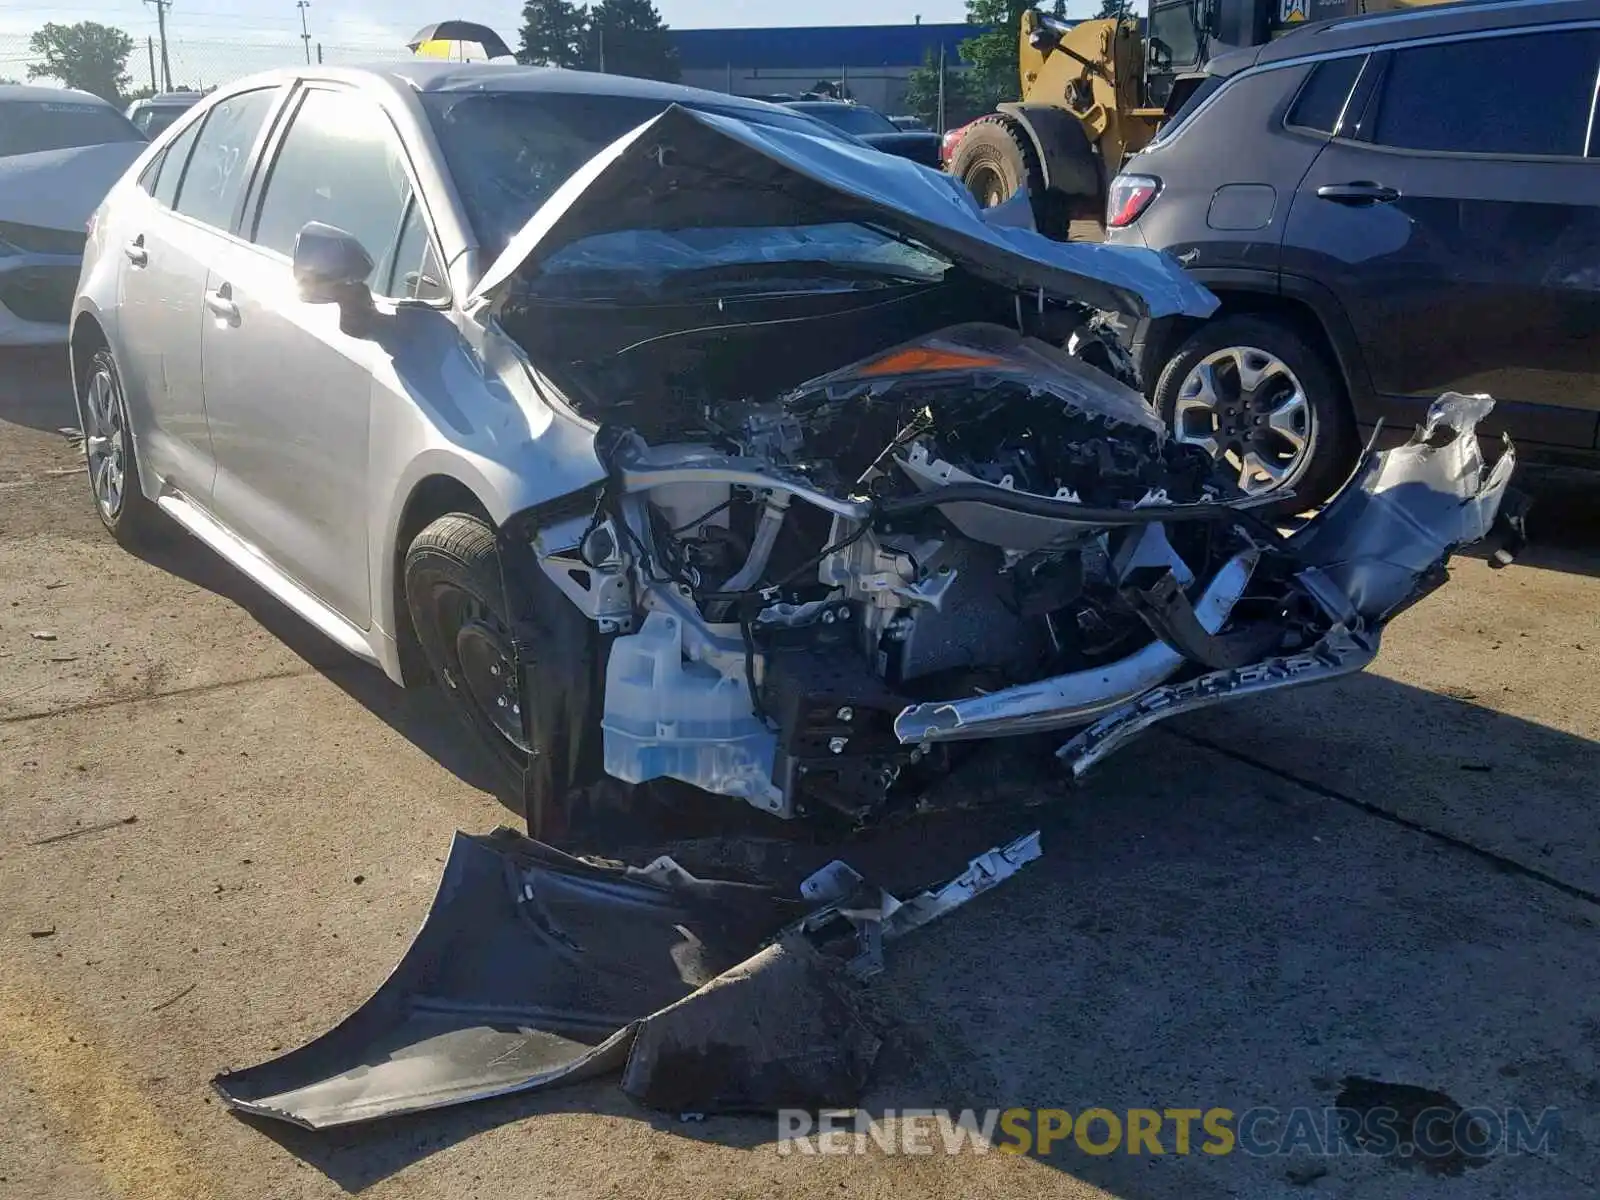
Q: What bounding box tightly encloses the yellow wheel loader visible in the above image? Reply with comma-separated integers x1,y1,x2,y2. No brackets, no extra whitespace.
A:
947,0,1454,238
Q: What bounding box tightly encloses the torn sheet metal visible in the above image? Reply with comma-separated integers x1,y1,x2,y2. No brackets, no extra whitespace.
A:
1291,392,1517,621
217,827,1044,1127
789,831,1043,979
620,935,882,1113
1056,626,1379,778
1053,393,1514,776
212,829,786,1129
471,103,1218,321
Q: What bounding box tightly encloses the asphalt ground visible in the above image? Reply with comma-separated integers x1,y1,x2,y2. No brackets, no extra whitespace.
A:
3,345,1598,1199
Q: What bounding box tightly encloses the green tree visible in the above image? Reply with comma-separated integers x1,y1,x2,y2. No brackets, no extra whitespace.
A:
26,21,134,102
518,0,589,69
901,50,982,131
586,0,678,81
1094,0,1130,18
959,0,1029,109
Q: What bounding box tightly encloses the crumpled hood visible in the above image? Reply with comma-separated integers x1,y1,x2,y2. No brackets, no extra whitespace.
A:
0,141,145,233
471,104,1218,321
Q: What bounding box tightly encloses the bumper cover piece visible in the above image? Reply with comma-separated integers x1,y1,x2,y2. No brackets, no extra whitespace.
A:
216,828,1042,1127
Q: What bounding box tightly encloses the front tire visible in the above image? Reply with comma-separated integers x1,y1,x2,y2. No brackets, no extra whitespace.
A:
403,514,527,788
79,346,160,546
1152,315,1357,513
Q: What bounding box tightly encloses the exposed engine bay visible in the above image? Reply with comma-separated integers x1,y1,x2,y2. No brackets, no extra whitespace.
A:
508,301,1515,825
461,103,1517,827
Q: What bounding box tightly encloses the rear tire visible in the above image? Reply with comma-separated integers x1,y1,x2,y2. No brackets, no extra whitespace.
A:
403,514,527,791
1152,315,1357,514
79,346,161,548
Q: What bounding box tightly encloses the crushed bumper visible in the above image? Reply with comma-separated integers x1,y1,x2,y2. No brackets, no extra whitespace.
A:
898,392,1518,771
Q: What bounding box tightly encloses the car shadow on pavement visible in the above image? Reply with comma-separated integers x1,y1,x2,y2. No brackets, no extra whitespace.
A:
0,347,76,434
226,669,1600,1198
128,528,509,803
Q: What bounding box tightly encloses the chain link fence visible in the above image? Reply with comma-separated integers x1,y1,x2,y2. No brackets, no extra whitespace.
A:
0,37,428,96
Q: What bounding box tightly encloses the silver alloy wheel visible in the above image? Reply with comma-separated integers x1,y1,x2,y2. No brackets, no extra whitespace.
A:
82,362,127,521
1173,346,1315,496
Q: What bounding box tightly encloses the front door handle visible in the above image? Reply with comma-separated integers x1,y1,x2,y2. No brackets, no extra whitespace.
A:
123,236,148,267
1316,182,1400,206
204,283,240,327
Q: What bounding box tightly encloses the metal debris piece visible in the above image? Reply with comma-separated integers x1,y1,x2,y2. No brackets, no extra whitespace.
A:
790,831,1043,978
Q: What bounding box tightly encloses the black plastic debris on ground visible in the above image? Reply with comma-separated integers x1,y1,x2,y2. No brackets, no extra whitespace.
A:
213,825,1039,1129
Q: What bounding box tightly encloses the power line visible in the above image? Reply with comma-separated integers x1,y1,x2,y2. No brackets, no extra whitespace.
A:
295,0,309,64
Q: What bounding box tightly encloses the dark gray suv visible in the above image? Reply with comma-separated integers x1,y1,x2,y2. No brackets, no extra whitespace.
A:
1107,0,1600,508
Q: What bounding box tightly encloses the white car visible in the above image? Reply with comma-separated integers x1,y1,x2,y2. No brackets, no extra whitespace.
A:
0,85,145,346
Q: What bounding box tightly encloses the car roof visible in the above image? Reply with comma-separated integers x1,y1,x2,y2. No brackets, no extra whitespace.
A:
0,83,116,107
215,61,804,118
1257,0,1600,65
133,92,204,107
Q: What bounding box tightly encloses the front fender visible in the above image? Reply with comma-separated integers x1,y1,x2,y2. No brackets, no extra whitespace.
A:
996,102,1102,200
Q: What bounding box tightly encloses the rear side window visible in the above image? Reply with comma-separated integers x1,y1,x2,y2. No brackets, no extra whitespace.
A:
1156,74,1225,142
174,88,278,231
1286,55,1366,135
152,116,203,208
252,89,413,290
1371,31,1600,157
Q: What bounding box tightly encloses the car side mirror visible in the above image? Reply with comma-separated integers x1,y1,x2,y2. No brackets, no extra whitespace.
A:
293,221,376,334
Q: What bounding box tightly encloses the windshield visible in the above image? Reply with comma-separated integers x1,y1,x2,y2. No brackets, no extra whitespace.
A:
532,224,952,299
797,105,900,136
423,91,851,257
0,100,145,158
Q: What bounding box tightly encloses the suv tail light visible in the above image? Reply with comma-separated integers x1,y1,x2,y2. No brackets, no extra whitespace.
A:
1106,174,1161,228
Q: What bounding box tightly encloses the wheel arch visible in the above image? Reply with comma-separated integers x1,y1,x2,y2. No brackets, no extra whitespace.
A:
387,473,497,687
1136,276,1374,415
995,102,1103,204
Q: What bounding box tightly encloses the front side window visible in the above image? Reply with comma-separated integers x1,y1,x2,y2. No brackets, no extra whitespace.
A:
1287,55,1366,135
0,100,144,158
1371,31,1600,157
252,89,412,290
174,88,278,230
387,199,448,301
151,116,203,208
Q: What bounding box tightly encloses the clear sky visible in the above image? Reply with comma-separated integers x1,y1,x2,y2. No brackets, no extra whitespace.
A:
0,0,1109,87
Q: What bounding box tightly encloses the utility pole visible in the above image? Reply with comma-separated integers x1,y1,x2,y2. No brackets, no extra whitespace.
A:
296,0,312,65
144,0,172,92
596,23,605,73
147,35,157,93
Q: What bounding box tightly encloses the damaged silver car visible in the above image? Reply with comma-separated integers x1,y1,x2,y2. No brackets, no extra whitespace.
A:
72,64,1516,830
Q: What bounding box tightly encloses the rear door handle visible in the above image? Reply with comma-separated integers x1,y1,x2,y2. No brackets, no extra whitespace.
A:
123,236,148,267
204,283,240,326
1316,182,1400,206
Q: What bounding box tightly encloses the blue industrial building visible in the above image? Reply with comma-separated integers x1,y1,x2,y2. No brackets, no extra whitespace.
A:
670,22,988,113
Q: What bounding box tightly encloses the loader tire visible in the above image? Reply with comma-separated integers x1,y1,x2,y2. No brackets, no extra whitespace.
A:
951,116,1044,211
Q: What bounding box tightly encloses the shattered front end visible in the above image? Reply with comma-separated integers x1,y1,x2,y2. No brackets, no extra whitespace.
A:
471,104,1515,827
